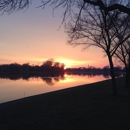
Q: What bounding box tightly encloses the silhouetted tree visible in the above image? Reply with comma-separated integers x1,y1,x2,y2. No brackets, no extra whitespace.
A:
0,59,65,79
41,59,54,69
41,0,130,21
113,15,130,88
0,0,31,13
68,3,130,95
115,40,130,87
8,63,21,72
83,0,130,15
40,0,130,96
21,63,30,72
1,0,130,15
40,59,65,73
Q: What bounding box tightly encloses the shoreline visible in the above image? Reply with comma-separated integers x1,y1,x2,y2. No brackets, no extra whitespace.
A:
0,77,130,129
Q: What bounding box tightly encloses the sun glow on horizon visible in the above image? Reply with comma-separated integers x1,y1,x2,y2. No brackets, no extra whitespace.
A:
55,58,93,68
19,57,95,68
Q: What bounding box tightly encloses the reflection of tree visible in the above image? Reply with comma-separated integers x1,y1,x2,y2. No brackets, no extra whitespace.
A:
41,76,65,85
41,78,55,85
0,73,65,82
66,72,122,79
0,73,38,81
102,73,110,79
0,74,21,80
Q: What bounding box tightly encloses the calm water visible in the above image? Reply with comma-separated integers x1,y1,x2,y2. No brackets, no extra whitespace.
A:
0,73,111,103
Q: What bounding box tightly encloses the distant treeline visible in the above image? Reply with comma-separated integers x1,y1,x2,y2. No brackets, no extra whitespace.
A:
0,59,65,79
65,66,124,74
0,59,125,80
65,66,124,78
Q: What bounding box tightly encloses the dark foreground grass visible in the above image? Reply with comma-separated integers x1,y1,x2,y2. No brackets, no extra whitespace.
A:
0,77,130,130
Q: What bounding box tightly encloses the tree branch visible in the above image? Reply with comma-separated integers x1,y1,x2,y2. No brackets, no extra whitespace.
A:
84,0,130,15
106,4,130,15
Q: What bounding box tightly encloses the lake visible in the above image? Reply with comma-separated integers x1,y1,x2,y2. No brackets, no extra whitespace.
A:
0,73,112,103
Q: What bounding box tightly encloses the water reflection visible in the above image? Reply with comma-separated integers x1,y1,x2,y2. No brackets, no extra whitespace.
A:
65,72,122,79
0,72,123,85
0,72,122,80
41,76,65,85
0,72,123,104
0,73,65,82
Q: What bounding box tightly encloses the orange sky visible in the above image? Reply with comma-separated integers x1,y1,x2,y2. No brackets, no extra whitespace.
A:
0,1,110,68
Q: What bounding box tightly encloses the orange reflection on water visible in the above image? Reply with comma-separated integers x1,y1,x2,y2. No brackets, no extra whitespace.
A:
59,74,76,83
0,74,110,104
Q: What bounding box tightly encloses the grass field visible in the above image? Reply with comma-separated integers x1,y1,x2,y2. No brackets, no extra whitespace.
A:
0,77,130,130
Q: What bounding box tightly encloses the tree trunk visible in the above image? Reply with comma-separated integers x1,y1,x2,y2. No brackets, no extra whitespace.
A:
125,66,130,87
108,55,118,96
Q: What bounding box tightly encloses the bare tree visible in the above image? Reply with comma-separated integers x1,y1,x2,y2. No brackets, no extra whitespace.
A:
0,0,31,13
40,0,130,96
83,0,130,15
115,40,130,88
66,1,130,96
1,0,130,15
113,14,130,88
41,0,130,16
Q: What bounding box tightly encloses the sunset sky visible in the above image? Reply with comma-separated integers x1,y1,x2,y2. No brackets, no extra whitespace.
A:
0,1,109,68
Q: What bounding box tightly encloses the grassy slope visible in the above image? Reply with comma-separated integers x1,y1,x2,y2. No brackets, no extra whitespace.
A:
0,77,130,130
